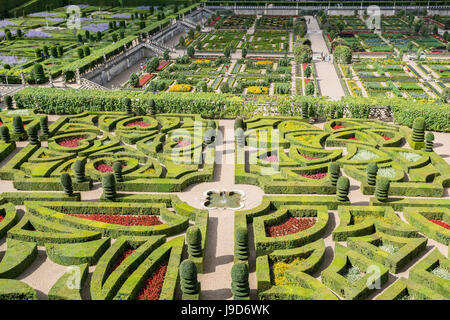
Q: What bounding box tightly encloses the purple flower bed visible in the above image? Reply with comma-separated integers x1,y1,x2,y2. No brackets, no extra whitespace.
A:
79,17,99,22
111,14,131,18
0,30,17,37
64,4,89,8
0,55,27,65
25,30,52,38
47,17,65,23
28,12,58,17
0,20,16,28
138,6,150,9
82,23,109,33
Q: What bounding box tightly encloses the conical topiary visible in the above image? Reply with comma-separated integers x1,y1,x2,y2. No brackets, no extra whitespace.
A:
301,102,309,119
27,126,40,146
375,177,390,202
366,162,378,186
40,116,49,136
235,227,249,261
329,162,340,186
179,260,199,295
113,161,123,182
234,118,245,131
147,99,155,115
412,117,425,143
186,226,202,258
425,132,434,152
102,173,116,200
123,97,132,115
0,126,10,143
330,107,336,119
73,159,86,183
207,120,216,129
60,173,73,196
235,128,245,148
13,116,25,135
231,262,250,299
336,176,350,202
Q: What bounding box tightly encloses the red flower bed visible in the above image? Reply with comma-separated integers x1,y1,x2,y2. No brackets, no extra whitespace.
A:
303,63,308,70
433,34,447,43
266,217,316,237
95,163,126,173
0,122,3,126
299,172,327,180
67,213,162,226
138,73,154,87
262,155,279,163
300,154,320,160
0,216,3,223
305,78,310,85
156,60,170,71
136,261,168,300
126,121,151,127
333,125,347,130
111,249,135,273
382,136,391,140
57,137,85,148
348,137,359,141
327,34,332,42
175,140,191,148
429,219,450,230
209,16,221,26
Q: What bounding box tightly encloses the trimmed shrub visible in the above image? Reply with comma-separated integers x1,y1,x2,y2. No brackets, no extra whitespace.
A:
102,173,116,201
186,226,202,258
73,160,86,183
40,116,49,136
336,176,350,202
60,173,73,196
329,162,340,186
366,162,378,186
0,126,11,143
412,117,425,143
375,177,390,202
204,128,216,145
147,99,155,115
27,126,40,146
234,118,245,130
207,120,217,129
301,102,309,119
123,98,132,115
179,259,199,295
231,262,250,299
12,116,25,135
113,161,123,182
4,95,13,109
235,227,249,261
425,132,434,152
235,128,245,148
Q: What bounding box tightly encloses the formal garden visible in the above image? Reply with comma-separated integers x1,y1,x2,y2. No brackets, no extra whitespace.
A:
0,1,449,303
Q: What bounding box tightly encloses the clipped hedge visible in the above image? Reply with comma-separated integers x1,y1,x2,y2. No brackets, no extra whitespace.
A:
404,207,450,245
0,238,37,279
48,264,89,300
0,279,37,300
46,238,111,266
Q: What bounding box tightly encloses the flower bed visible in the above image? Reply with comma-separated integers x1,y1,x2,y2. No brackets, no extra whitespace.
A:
266,217,316,237
299,172,327,180
156,61,170,71
299,154,320,160
247,86,269,95
135,261,168,300
175,139,191,148
95,163,126,173
138,74,154,87
262,155,278,163
256,60,273,66
169,84,192,92
67,214,163,226
333,125,347,130
111,249,135,272
126,121,151,127
429,219,450,230
57,137,85,148
272,257,305,285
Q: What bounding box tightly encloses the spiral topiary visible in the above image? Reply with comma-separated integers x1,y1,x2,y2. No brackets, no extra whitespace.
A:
328,162,340,186
375,177,390,202
336,176,350,202
425,132,434,152
123,97,132,115
60,173,73,196
0,126,10,143
112,161,124,182
301,102,309,119
234,227,249,261
13,116,25,135
234,118,245,131
366,162,378,186
186,226,202,258
235,128,245,148
40,116,49,136
231,262,250,299
102,173,116,201
27,126,40,146
412,117,425,143
73,159,86,183
330,107,336,119
179,260,199,295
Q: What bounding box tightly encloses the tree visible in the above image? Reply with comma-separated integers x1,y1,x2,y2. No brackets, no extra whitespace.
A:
35,48,42,58
163,49,170,61
241,48,247,58
97,31,102,41
294,44,312,64
50,46,58,58
77,47,84,59
77,34,83,43
188,29,195,40
224,46,231,58
60,173,73,196
57,45,64,57
187,46,195,58
186,226,202,258
305,81,315,96
4,95,13,109
33,63,46,83
5,31,12,41
334,45,352,64
112,34,118,42
336,176,350,202
196,24,201,32
102,173,116,201
129,73,139,87
83,46,90,57
146,57,160,72
441,87,450,103
304,66,312,78
178,36,185,47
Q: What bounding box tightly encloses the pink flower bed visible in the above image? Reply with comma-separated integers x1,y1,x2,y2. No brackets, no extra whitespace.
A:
57,137,85,148
126,121,151,128
156,61,170,71
262,155,279,163
95,163,126,173
299,172,327,180
67,213,162,226
138,73,154,87
300,154,320,160
175,140,191,148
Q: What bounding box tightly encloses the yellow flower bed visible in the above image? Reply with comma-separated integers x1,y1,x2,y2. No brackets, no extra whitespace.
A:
247,86,269,95
272,257,306,285
194,59,211,64
256,60,273,65
169,84,192,92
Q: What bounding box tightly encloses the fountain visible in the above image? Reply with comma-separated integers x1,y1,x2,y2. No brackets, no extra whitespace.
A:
202,190,245,210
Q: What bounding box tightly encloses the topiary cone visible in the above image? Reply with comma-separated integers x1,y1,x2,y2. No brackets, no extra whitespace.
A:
27,126,40,146
113,161,123,182
336,176,350,202
231,262,250,299
366,162,378,186
301,102,309,119
147,99,155,115
425,132,434,152
207,120,217,129
235,128,245,148
102,173,116,200
40,116,49,136
235,227,249,261
0,126,10,143
13,116,25,135
234,118,245,131
123,97,132,115
60,173,73,196
73,159,86,183
375,177,390,202
179,260,199,295
329,162,340,186
186,226,202,258
412,117,425,143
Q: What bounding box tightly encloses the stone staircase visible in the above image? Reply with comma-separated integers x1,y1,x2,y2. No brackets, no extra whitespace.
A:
79,78,109,91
